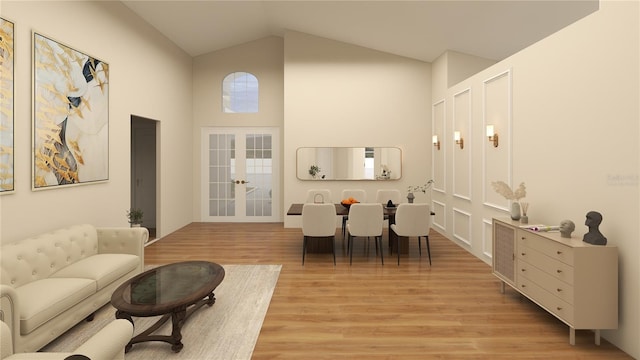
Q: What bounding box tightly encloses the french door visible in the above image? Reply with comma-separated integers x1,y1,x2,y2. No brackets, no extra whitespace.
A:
201,127,279,222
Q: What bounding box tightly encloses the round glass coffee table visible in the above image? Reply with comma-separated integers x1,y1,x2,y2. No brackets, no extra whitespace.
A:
111,261,225,353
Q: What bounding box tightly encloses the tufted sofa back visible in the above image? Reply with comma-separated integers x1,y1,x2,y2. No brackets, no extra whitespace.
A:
0,224,99,289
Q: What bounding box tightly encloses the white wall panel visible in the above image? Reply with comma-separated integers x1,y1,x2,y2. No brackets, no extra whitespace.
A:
452,208,471,246
432,99,446,194
482,70,512,211
431,200,446,231
452,88,472,200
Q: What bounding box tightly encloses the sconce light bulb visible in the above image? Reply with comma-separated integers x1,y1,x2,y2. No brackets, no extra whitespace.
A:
486,125,494,137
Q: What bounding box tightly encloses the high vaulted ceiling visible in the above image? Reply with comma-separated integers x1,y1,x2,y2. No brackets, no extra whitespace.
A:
121,0,599,62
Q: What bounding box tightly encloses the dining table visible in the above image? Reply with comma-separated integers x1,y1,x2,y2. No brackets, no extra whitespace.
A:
287,203,410,254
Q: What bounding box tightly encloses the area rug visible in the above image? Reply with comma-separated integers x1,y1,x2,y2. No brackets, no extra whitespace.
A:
42,264,282,360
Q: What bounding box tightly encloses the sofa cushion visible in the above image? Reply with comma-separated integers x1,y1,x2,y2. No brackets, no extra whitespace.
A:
49,254,139,291
0,225,99,289
17,278,95,334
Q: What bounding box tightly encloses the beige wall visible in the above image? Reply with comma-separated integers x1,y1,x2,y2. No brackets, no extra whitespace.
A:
282,31,432,227
434,2,639,356
1,1,194,242
446,50,496,88
1,0,637,357
192,37,285,220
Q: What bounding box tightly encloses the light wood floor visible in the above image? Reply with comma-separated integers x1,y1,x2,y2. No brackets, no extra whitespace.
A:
144,222,632,359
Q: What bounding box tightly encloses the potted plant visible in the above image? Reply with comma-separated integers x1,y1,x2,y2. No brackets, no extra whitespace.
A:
127,208,144,227
308,165,321,179
491,181,526,221
406,179,434,203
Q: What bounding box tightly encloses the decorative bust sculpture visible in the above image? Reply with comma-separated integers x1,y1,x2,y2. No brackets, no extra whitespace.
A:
582,211,607,245
559,219,575,238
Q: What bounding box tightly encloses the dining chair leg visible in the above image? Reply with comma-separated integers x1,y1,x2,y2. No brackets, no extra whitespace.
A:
374,236,379,254
377,236,384,265
302,236,307,265
332,235,336,266
349,234,354,265
425,235,432,266
418,236,422,256
397,238,401,266
342,216,348,240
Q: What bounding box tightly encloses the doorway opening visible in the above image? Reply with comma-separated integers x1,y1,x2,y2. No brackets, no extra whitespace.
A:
131,116,158,239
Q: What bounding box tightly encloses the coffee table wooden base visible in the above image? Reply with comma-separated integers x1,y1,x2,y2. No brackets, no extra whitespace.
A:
117,292,216,353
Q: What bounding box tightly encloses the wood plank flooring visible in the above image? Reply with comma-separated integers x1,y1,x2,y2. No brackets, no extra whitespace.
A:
143,222,632,359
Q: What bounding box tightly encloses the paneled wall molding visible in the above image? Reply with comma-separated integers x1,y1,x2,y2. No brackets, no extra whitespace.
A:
452,87,472,201
453,193,471,201
452,207,472,246
482,218,493,258
431,99,446,194
482,68,512,212
431,199,446,231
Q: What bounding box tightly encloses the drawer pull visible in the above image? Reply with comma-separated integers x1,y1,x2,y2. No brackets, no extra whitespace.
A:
557,307,562,311
557,251,562,255
521,285,526,288
556,288,562,292
556,269,562,273
521,269,526,272
521,253,526,256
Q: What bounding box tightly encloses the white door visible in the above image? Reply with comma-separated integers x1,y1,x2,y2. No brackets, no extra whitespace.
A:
201,127,279,222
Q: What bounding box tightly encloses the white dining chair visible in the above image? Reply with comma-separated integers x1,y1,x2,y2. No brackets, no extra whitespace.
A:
346,203,384,265
375,189,402,205
302,203,337,265
376,189,402,228
306,189,332,204
340,189,367,239
390,203,432,266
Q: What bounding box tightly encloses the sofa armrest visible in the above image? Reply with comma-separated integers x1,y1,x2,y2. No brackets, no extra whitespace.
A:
74,319,133,360
0,285,20,352
96,227,147,271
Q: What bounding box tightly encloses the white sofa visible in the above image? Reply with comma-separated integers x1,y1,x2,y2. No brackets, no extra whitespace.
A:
0,224,147,354
0,319,133,360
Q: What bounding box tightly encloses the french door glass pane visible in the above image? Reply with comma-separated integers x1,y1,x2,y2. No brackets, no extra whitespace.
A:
245,133,272,217
208,134,235,216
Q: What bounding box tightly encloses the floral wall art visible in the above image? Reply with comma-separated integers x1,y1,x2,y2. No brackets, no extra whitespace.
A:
0,18,15,193
33,32,109,189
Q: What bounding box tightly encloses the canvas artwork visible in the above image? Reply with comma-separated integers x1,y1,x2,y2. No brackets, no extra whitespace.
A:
33,32,109,189
0,18,14,193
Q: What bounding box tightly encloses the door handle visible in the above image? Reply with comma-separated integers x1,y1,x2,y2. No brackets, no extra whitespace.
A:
232,180,250,184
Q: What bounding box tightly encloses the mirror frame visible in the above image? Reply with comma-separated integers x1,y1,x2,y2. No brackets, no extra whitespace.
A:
296,147,402,181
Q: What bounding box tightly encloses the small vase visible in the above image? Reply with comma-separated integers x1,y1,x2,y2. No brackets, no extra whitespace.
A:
510,202,521,220
407,192,415,203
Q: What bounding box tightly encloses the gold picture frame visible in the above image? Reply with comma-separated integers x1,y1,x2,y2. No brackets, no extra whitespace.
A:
32,32,109,190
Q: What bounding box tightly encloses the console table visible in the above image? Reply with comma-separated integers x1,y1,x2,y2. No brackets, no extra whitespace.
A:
492,218,618,346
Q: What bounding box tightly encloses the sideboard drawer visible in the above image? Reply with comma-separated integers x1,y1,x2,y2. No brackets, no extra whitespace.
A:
517,246,574,284
518,230,574,266
518,276,574,324
518,259,574,304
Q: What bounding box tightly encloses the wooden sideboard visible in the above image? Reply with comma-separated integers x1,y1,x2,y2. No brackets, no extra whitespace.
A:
492,218,618,346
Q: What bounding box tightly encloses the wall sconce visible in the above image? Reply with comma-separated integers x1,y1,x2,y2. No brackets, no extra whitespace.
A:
486,125,499,147
432,135,440,150
454,131,464,149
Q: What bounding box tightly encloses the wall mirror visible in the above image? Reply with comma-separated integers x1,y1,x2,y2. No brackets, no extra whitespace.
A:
296,147,402,181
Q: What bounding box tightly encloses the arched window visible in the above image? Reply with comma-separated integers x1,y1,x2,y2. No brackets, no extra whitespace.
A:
222,72,258,113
